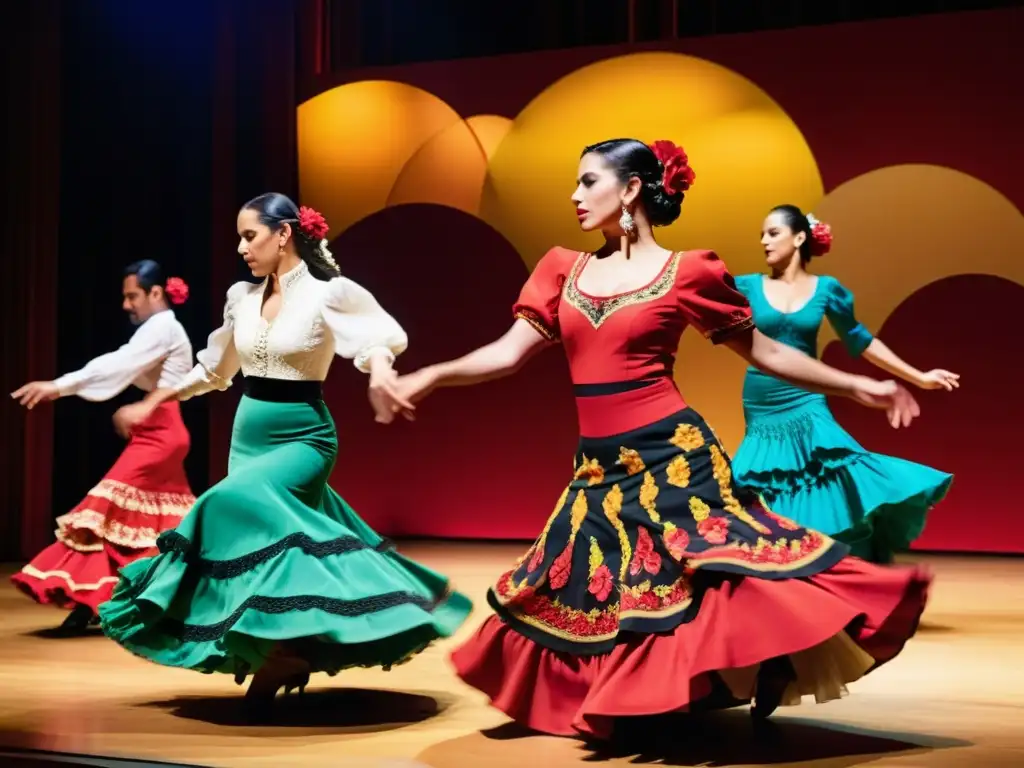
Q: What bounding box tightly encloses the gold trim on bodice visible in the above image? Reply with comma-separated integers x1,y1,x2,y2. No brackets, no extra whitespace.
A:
563,251,682,329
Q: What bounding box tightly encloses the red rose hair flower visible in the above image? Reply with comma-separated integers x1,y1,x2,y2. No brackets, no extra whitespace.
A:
164,277,189,305
649,139,696,196
806,213,833,257
297,206,329,240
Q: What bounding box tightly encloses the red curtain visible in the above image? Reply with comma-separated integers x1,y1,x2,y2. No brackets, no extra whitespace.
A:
207,0,303,481
1,1,61,560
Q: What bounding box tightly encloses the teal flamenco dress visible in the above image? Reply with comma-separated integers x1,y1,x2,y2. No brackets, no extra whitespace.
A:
99,261,472,690
731,274,952,562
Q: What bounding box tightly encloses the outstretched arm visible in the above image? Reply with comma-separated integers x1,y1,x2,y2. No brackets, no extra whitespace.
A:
677,252,919,429
824,277,959,392
862,338,960,391
11,317,171,409
395,319,551,403
725,327,919,428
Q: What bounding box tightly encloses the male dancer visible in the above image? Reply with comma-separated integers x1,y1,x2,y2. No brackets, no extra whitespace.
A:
11,261,196,632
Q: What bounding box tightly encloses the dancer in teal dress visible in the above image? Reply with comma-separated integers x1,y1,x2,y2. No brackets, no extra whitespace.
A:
98,193,472,720
731,205,957,563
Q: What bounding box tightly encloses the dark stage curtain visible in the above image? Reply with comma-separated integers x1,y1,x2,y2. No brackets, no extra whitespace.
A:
3,0,305,562
1,1,62,561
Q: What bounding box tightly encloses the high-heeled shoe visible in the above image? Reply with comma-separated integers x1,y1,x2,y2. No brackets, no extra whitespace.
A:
283,670,310,697
57,604,94,635
751,656,794,721
242,656,310,723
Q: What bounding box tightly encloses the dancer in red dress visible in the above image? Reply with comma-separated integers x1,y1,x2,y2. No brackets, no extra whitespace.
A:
10,261,196,632
393,139,929,739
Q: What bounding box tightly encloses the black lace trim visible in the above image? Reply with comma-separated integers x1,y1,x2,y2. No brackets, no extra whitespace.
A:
159,591,439,642
157,531,397,579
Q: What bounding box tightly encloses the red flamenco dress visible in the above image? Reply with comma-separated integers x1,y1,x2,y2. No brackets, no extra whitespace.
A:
12,404,195,616
450,247,929,739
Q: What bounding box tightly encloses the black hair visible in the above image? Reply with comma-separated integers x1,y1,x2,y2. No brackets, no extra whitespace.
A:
768,204,815,262
241,192,341,281
581,138,683,227
124,259,165,294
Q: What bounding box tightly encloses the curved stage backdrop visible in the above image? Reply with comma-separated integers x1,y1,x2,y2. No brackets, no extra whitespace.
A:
210,10,1023,552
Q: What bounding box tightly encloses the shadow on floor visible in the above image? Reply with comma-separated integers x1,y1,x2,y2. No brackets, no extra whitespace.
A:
418,710,971,767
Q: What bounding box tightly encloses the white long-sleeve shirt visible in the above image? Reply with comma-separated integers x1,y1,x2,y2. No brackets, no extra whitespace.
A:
176,260,408,400
54,310,194,402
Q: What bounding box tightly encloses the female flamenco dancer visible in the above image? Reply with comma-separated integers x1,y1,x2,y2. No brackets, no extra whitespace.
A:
10,261,195,633
98,193,471,719
730,206,956,562
391,139,931,740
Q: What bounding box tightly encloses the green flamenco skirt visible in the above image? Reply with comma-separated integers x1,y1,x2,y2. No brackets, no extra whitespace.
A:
99,379,472,678
732,370,952,563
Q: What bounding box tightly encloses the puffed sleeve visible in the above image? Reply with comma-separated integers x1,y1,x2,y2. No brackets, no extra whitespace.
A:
677,250,754,344
54,313,174,402
511,246,574,342
824,277,874,357
322,276,409,373
175,281,248,401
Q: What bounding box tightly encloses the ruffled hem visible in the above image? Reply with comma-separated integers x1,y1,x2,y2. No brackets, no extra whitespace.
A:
54,481,194,553
98,532,473,679
738,452,951,557
451,556,929,739
11,540,144,612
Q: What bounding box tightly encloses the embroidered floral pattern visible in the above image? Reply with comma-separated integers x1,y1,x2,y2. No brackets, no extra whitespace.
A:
690,496,711,522
496,569,619,641
547,490,589,589
617,447,646,476
670,423,705,452
709,445,772,535
620,576,692,615
639,472,661,522
629,527,663,577
667,455,691,487
574,455,605,486
523,485,570,572
587,537,614,602
491,411,839,650
602,485,632,581
663,522,691,560
514,309,557,342
563,252,683,330
687,531,831,569
698,515,730,545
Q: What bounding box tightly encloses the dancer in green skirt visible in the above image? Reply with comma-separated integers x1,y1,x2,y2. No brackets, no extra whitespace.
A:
99,193,472,719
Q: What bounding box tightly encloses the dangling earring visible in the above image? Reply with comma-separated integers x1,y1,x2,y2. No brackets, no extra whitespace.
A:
619,204,636,236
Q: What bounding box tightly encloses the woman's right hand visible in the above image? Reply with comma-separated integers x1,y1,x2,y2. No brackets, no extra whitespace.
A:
849,376,920,428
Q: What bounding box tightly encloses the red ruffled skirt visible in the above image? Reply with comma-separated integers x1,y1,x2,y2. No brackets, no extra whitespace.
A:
11,402,195,612
452,557,928,738
449,405,929,739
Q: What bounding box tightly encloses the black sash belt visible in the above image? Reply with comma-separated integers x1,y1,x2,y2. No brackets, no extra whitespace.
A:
573,376,667,397
243,377,323,403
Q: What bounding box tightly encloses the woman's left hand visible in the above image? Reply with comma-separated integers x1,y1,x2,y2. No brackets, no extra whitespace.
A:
917,369,960,391
368,368,416,424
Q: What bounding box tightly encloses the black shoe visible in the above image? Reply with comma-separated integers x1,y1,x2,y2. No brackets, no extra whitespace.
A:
58,604,94,634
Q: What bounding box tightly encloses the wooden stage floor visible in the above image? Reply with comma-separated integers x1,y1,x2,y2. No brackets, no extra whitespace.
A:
0,542,1021,767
